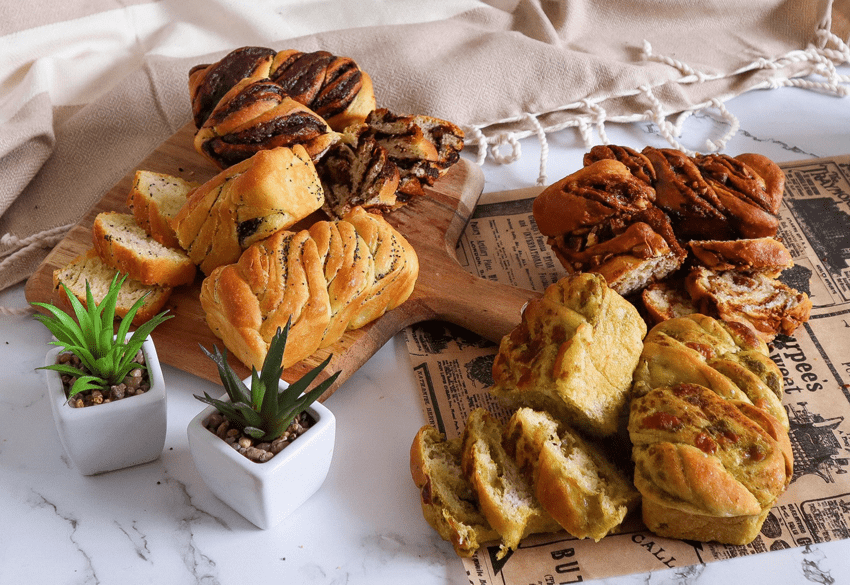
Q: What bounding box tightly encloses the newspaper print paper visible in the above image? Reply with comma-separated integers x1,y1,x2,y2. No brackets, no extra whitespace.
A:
403,154,850,583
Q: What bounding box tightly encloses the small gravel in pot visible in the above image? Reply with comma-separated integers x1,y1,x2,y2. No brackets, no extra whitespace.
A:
56,350,150,408
202,411,314,463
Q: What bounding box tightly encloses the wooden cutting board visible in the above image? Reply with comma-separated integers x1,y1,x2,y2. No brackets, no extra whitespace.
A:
24,122,540,399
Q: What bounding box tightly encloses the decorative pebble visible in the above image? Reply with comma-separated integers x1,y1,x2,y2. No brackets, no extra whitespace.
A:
201,411,315,463
57,351,151,408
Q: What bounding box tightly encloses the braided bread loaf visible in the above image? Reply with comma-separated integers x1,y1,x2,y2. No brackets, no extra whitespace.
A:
632,313,788,430
537,145,810,339
491,272,647,437
189,46,374,132
172,145,324,276
194,78,339,169
268,49,376,132
646,148,780,240
629,383,792,545
188,46,277,129
199,206,418,370
533,160,686,296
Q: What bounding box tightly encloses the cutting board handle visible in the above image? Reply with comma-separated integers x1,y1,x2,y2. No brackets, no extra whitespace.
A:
420,262,537,344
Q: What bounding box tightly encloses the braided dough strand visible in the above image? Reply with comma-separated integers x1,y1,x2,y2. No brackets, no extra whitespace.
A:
200,207,418,370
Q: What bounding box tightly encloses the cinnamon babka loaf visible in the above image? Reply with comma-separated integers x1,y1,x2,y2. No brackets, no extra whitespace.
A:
533,160,685,295
642,148,781,240
268,49,376,131
685,267,812,342
189,46,277,129
688,237,793,276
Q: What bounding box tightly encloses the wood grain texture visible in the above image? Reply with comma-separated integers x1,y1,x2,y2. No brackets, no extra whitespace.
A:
25,122,540,399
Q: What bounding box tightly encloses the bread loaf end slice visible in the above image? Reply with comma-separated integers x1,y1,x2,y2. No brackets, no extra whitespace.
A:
53,249,172,326
93,212,196,287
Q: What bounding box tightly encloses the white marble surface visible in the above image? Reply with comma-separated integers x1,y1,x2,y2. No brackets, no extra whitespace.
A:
1,71,849,584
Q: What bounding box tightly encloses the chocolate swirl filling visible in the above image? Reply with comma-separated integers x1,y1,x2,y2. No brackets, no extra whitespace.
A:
270,51,363,120
190,46,276,128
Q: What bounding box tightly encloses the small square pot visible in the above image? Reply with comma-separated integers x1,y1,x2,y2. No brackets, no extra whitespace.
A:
186,378,335,530
44,335,167,476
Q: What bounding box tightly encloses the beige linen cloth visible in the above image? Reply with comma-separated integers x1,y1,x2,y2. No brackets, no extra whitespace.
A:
1,0,848,295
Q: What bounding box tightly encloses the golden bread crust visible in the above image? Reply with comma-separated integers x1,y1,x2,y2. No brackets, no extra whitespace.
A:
199,207,418,370
632,314,788,430
688,237,793,276
504,408,639,541
640,498,772,545
629,383,792,544
92,212,196,287
492,273,646,436
172,146,324,275
126,170,199,250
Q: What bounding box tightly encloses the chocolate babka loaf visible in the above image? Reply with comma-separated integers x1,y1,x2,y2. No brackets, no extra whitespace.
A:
189,46,374,132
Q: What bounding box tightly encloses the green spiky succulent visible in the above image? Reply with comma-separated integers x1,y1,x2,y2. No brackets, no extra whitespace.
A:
32,274,172,399
195,320,340,442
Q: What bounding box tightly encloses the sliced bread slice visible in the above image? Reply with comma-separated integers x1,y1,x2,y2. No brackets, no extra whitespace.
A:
53,249,172,326
461,408,560,558
688,237,793,277
126,170,198,250
410,425,499,557
641,281,697,325
92,212,196,287
503,408,639,541
685,266,811,342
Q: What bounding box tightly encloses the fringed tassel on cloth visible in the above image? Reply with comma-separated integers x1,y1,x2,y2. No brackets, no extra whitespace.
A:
462,24,849,187
0,223,72,316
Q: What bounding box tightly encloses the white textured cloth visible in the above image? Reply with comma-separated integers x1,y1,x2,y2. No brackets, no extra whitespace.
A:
1,0,848,291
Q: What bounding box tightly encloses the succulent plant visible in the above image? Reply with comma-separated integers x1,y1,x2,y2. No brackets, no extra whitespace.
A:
195,320,340,442
32,274,172,399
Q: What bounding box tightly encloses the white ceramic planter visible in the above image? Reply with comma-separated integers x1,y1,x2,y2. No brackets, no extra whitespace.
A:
44,335,167,476
186,377,335,530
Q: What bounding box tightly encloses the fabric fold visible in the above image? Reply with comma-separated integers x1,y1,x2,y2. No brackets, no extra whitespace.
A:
0,0,847,291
